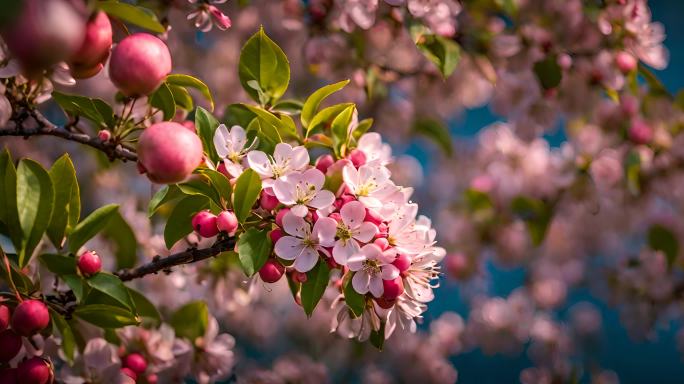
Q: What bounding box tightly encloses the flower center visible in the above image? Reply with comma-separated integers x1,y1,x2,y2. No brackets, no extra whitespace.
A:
294,183,317,205
337,224,353,240
362,259,381,276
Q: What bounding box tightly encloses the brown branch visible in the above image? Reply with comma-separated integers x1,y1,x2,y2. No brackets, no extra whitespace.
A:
114,237,236,282
0,106,137,162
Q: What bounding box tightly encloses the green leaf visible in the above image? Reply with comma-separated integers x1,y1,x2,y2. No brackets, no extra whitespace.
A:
178,178,221,208
0,247,36,294
74,304,140,328
50,309,76,362
343,273,365,318
272,99,304,115
102,211,138,269
47,155,80,249
52,92,114,128
301,80,350,128
150,82,176,121
224,104,257,128
97,1,165,33
236,228,272,277
0,150,21,252
199,169,232,208
232,169,262,223
625,150,641,196
39,254,77,276
62,274,85,302
16,159,54,266
330,105,355,156
410,26,461,77
166,74,215,112
351,118,373,142
168,84,194,111
170,301,209,340
300,261,330,317
148,185,183,217
307,103,354,137
164,196,209,249
369,322,385,350
127,288,161,326
243,104,298,141
533,56,562,90
511,197,553,246
68,204,118,253
238,26,290,105
86,273,135,311
195,107,221,163
413,117,453,156
648,224,679,267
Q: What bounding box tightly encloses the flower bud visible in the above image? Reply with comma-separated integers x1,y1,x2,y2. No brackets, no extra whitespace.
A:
259,259,285,283
315,154,334,173
17,357,52,384
382,277,404,300
191,211,219,238
348,149,366,167
0,330,22,362
373,238,390,251
109,33,172,97
69,11,112,79
364,208,383,226
291,271,308,284
77,250,102,276
121,367,137,381
147,374,159,384
216,210,238,234
11,299,49,337
269,228,284,243
97,130,111,142
275,208,290,227
628,119,653,145
137,122,203,184
217,162,230,178
392,254,411,273
615,51,637,74
0,305,10,332
259,189,279,211
374,296,396,309
123,353,147,374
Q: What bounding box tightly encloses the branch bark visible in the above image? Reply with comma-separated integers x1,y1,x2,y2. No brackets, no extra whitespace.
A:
114,237,236,282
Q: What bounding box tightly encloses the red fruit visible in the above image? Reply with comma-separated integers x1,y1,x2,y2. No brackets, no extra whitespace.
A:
123,353,147,374
259,189,279,211
315,154,334,173
77,251,102,276
121,367,137,381
180,121,196,132
259,260,285,283
109,33,172,97
0,330,22,362
392,254,411,273
11,300,49,337
0,305,10,331
348,149,366,167
17,357,52,384
382,277,404,300
137,122,203,184
269,228,284,243
216,210,238,234
69,11,112,79
275,208,290,227
191,211,219,238
0,368,17,384
1,0,86,73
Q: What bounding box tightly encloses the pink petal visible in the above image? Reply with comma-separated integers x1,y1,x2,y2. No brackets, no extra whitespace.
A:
380,264,400,280
353,222,378,243
308,190,335,210
302,168,326,189
273,178,296,205
341,200,366,228
293,248,319,272
352,271,370,294
369,276,384,298
282,213,309,238
290,204,309,217
274,236,305,260
333,239,360,265
247,151,273,178
313,217,337,247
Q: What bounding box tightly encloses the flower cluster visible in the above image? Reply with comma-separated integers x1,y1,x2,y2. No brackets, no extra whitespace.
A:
208,122,444,343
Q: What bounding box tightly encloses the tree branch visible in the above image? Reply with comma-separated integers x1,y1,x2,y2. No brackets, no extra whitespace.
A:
0,105,137,162
114,237,236,282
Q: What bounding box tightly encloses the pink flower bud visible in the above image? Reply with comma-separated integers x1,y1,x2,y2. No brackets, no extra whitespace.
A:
77,250,102,276
291,271,308,284
137,122,203,184
208,5,232,30
11,299,49,336
0,305,10,332
382,277,404,300
392,253,411,273
109,33,172,97
628,119,653,145
69,11,112,79
375,223,389,238
216,210,238,234
373,238,390,251
147,374,159,384
348,149,367,167
620,95,639,117
0,330,22,362
121,367,137,381
17,357,52,384
97,130,111,142
216,162,229,178
191,211,219,238
269,228,284,243
364,208,383,226
374,296,396,309
446,253,471,280
470,175,494,193
328,212,342,223
315,154,335,173
123,353,147,374
259,259,285,283
615,51,637,74
259,189,279,211
275,208,291,227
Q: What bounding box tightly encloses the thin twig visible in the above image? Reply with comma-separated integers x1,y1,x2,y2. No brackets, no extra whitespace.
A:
114,237,236,282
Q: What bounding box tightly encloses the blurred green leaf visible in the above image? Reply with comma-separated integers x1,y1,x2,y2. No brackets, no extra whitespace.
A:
170,301,209,340
74,304,140,328
301,80,350,128
511,197,553,246
127,287,161,326
413,117,453,156
97,1,165,33
648,224,679,268
168,84,194,111
166,74,214,111
50,309,76,363
150,83,176,121
410,26,461,77
52,92,114,128
68,204,118,254
533,56,562,90
102,210,138,269
39,253,77,276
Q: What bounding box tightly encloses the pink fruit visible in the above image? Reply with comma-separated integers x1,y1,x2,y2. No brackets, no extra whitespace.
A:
121,367,137,381
17,357,52,384
147,373,159,384
77,251,102,276
109,33,172,97
382,277,404,300
628,119,653,145
69,11,112,79
1,0,86,73
0,330,22,362
0,368,17,384
315,154,334,173
0,305,10,331
348,149,366,167
11,300,49,337
392,254,411,273
137,122,203,184
259,189,279,211
259,260,285,283
216,210,238,234
123,353,147,374
192,211,219,238
269,228,284,243
180,121,196,132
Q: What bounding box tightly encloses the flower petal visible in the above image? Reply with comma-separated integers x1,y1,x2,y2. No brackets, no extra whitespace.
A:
273,177,296,205
247,151,273,178
369,276,384,298
333,239,360,265
213,124,230,158
290,204,309,217
293,248,319,272
381,264,400,280
354,222,378,243
308,190,335,210
282,212,309,238
274,236,305,260
340,200,366,228
352,271,370,294
313,217,338,247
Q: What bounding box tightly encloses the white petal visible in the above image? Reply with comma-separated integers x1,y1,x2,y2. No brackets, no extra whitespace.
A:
293,248,319,272
273,143,294,164
369,276,384,298
228,125,247,151
290,204,309,217
381,264,400,280
274,236,305,260
273,178,296,205
352,271,370,294
213,124,230,158
353,222,378,243
342,165,360,191
360,243,383,260
282,213,309,238
289,146,310,171
302,168,326,189
347,253,367,271
308,190,335,210
313,217,337,247
247,151,273,178
333,239,360,265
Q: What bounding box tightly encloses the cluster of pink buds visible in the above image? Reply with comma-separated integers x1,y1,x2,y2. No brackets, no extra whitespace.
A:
212,123,444,343
0,301,52,383
192,210,239,238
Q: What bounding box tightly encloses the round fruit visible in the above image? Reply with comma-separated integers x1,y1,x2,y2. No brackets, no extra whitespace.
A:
17,357,52,384
0,330,22,362
259,260,285,283
68,11,112,78
77,250,102,276
137,122,203,184
11,300,49,337
108,33,172,96
191,211,219,238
